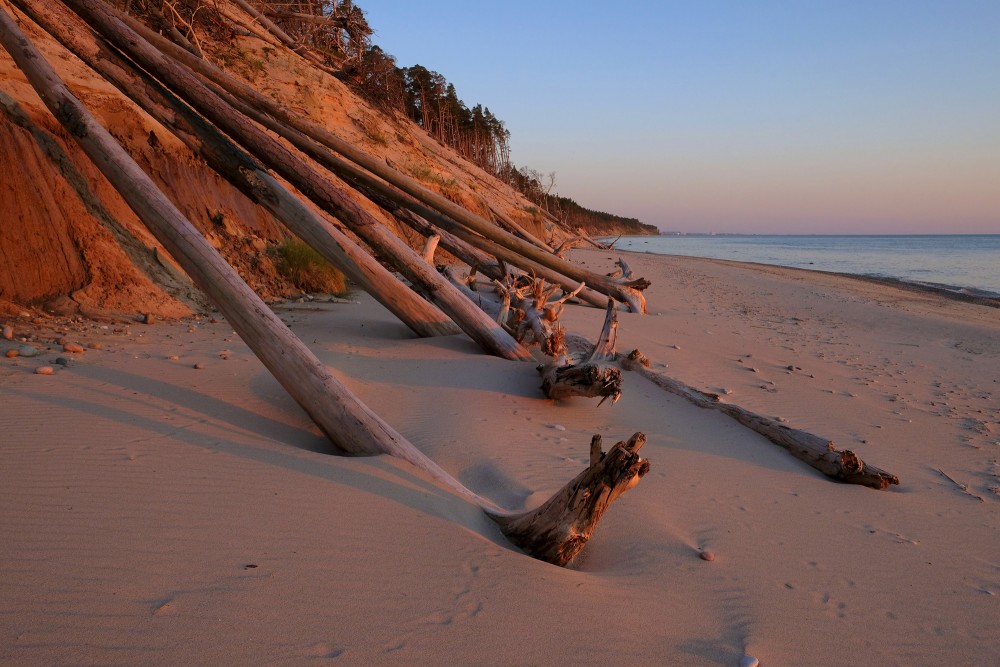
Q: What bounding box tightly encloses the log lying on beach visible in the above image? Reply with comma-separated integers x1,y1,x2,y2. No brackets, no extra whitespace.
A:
0,5,647,565
619,350,899,489
488,433,650,566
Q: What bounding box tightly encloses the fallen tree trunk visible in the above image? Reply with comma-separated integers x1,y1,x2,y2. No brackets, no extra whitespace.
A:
11,0,459,340
161,45,610,311
619,350,899,489
66,0,531,362
0,4,647,564
108,9,650,312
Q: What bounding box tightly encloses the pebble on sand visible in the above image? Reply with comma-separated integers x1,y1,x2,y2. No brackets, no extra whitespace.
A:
5,349,17,358
739,656,759,667
193,363,205,369
2,325,12,340
34,366,54,375
63,343,85,354
87,342,103,350
699,550,715,562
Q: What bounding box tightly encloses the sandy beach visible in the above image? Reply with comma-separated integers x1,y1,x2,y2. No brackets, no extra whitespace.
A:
2,249,998,666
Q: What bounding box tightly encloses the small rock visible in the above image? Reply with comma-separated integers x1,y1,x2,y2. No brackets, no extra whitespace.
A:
63,343,85,354
54,357,69,366
87,342,103,350
699,550,715,562
35,366,54,375
193,363,204,370
209,317,219,324
5,349,18,358
17,346,39,358
550,424,567,431
167,355,179,361
739,656,759,667
2,325,12,340
142,313,154,325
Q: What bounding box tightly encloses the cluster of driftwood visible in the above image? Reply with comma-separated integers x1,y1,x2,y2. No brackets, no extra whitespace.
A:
0,0,897,566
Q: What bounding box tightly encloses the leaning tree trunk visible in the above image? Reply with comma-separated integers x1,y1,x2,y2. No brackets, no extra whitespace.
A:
64,0,531,362
0,4,648,565
619,351,898,489
109,7,650,313
11,0,459,340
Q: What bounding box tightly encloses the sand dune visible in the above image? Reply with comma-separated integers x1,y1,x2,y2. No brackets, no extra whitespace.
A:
2,251,998,666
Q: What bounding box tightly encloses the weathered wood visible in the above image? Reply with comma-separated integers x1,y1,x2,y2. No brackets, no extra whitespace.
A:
619,350,899,489
65,0,531,362
1,6,646,564
10,0,459,340
108,11,650,312
488,433,650,566
540,299,623,404
449,271,624,403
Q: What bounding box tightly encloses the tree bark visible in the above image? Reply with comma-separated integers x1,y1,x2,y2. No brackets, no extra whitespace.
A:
1,4,647,564
64,0,530,362
619,351,899,489
10,0,459,340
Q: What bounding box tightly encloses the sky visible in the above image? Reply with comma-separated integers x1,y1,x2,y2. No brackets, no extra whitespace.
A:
361,1,1000,234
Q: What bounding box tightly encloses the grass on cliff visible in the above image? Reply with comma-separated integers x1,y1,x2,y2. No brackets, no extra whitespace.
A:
271,239,348,296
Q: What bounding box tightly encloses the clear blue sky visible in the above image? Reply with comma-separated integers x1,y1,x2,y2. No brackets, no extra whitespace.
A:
362,1,1000,234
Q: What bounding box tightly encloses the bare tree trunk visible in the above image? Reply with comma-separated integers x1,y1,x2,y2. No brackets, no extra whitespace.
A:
65,0,530,362
10,0,459,340
0,5,648,565
620,351,899,489
108,10,650,312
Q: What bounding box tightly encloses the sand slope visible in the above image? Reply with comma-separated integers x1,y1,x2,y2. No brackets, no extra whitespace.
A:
2,251,999,666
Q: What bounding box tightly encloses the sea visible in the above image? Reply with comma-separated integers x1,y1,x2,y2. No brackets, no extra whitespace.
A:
613,234,1000,299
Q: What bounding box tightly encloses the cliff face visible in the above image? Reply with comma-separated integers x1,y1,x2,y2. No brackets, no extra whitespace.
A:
0,2,637,319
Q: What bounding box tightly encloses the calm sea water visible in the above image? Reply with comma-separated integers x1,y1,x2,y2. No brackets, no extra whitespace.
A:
614,235,1000,297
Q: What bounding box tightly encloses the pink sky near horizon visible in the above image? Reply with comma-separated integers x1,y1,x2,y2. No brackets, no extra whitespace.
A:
364,1,1000,235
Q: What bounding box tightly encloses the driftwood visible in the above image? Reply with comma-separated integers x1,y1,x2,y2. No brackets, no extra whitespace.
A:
619,350,899,489
0,4,647,565
447,271,623,403
10,0,459,341
540,300,623,404
66,0,531,362
488,433,650,566
107,12,650,312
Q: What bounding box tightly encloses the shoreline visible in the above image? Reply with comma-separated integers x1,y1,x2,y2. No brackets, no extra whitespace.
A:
619,249,1000,307
3,251,999,665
